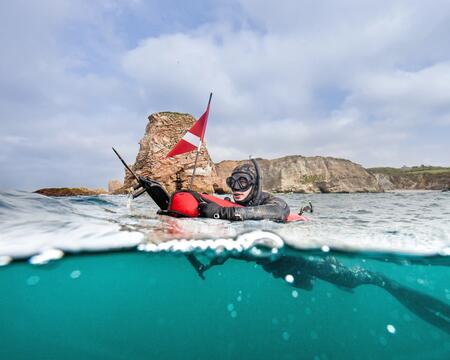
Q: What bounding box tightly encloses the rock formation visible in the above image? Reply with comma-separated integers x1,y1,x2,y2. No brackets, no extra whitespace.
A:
35,187,108,197
118,112,447,194
122,112,221,194
215,156,382,193
108,180,123,194
369,168,450,191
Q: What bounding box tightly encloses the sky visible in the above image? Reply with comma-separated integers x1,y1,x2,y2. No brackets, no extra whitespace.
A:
1,0,449,190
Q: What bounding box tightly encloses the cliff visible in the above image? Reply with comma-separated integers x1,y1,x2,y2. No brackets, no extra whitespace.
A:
215,156,382,193
122,112,221,193
118,112,448,194
368,167,450,191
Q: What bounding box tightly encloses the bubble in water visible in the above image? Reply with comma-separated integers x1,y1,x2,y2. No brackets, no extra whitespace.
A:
137,244,147,251
282,331,290,341
215,247,225,255
127,195,133,209
285,274,294,283
230,311,237,318
386,324,396,334
29,249,64,265
379,336,387,346
70,270,81,279
26,276,40,286
321,245,330,252
291,290,299,298
237,296,242,302
227,303,235,312
0,256,12,266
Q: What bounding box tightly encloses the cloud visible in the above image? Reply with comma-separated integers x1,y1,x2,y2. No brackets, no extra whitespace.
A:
0,1,148,189
121,1,450,166
1,0,450,189
348,62,450,125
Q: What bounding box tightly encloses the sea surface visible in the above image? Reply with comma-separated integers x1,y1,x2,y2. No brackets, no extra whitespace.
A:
0,190,449,359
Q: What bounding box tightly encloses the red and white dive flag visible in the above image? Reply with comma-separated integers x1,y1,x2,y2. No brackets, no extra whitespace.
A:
167,93,212,158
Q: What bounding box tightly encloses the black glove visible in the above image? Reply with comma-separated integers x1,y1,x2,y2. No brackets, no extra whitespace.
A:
198,202,235,219
198,202,222,219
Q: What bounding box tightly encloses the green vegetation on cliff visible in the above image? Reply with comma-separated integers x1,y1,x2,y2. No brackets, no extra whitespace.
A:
368,166,450,175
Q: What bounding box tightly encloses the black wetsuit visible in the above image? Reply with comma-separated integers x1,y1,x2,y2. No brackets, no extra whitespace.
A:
230,192,290,222
200,191,290,222
196,253,450,334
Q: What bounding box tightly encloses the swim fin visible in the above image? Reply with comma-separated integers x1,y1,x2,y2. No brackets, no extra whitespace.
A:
134,176,170,210
381,278,450,334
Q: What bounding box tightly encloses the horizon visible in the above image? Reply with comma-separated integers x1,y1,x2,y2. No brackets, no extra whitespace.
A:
1,1,449,191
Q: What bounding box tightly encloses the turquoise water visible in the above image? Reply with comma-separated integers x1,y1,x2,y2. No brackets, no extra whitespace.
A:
1,191,450,359
1,252,449,359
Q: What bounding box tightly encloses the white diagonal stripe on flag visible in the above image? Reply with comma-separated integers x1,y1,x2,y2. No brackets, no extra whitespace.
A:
182,131,201,147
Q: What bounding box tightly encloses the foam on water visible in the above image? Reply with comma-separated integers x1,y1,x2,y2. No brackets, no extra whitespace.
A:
0,190,449,264
137,230,284,258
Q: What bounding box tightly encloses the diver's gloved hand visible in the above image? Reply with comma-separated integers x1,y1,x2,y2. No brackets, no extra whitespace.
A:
198,202,235,220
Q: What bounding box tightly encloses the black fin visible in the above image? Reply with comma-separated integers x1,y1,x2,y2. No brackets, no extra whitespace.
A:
138,177,170,210
383,278,450,334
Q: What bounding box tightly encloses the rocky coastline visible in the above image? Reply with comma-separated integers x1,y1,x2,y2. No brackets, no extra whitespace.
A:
34,112,450,196
35,187,108,197
368,166,450,191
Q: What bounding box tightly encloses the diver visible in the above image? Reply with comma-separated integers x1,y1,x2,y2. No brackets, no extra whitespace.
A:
198,160,291,222
196,252,450,334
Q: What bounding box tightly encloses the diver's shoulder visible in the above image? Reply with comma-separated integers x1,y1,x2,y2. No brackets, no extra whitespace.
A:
261,192,284,203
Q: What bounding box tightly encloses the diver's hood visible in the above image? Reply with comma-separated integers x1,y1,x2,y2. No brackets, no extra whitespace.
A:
233,159,263,206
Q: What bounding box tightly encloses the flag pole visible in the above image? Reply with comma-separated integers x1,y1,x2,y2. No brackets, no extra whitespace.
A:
189,92,212,190
189,145,201,190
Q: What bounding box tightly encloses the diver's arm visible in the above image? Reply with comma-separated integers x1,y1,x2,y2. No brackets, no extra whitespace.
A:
232,194,290,222
231,203,289,221
199,196,290,222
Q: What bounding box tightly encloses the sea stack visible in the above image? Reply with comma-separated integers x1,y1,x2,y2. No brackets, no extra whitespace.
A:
122,112,221,194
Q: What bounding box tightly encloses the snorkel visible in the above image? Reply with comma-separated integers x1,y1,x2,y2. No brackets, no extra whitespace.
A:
249,158,263,206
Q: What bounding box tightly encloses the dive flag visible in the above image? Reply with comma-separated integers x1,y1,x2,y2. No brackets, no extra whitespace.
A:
167,93,212,158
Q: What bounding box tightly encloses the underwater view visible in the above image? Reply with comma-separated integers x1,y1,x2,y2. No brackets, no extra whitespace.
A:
1,190,449,359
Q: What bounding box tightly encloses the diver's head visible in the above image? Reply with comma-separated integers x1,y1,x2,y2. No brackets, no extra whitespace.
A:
226,163,258,205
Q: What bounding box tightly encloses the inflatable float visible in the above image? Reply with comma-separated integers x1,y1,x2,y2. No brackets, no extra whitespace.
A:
112,147,308,223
